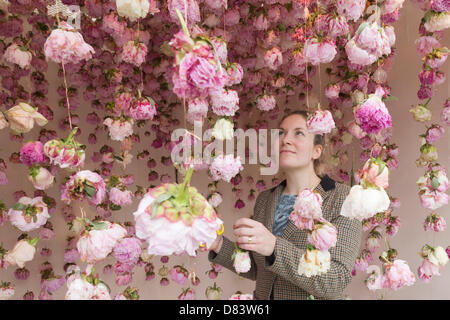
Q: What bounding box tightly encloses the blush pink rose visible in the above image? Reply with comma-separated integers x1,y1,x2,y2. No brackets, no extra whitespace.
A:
264,47,283,70
307,109,335,135
4,43,32,69
121,40,148,67
360,159,389,189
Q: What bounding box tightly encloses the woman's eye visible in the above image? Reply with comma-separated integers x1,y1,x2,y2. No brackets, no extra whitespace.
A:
296,131,304,136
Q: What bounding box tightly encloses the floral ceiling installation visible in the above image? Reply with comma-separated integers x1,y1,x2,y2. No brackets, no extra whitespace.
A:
0,0,447,300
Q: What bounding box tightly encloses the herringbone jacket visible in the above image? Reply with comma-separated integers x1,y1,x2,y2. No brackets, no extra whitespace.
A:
208,175,363,300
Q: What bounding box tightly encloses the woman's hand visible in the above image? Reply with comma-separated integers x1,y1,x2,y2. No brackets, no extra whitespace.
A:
233,218,276,256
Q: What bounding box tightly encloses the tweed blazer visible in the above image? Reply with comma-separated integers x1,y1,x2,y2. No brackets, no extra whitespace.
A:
208,175,363,300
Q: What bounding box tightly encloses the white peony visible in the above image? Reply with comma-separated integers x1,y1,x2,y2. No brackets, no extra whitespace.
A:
424,12,450,33
212,118,234,140
0,286,15,300
116,0,150,22
4,239,37,268
340,185,390,221
428,246,449,267
365,265,383,291
0,112,8,130
298,248,330,277
65,278,95,300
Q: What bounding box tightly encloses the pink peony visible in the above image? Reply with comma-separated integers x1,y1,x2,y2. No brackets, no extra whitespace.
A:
229,292,253,300
28,167,54,190
345,39,377,66
20,141,46,166
127,96,157,121
168,0,200,25
8,197,50,232
61,170,106,206
424,213,446,232
264,47,283,70
44,21,94,65
415,36,441,56
121,40,148,67
307,222,338,251
210,88,239,116
431,0,450,12
77,221,127,263
328,16,350,38
442,100,450,125
169,265,189,285
233,250,251,273
178,288,196,300
307,109,335,135
355,90,392,135
210,154,243,182
418,258,440,282
187,98,208,124
113,237,142,265
4,43,32,69
103,117,134,141
289,214,315,231
360,158,389,189
325,84,340,100
114,92,134,116
420,190,449,210
256,94,276,112
64,249,79,263
109,188,133,207
426,125,445,144
304,38,337,65
336,0,365,21
382,259,416,290
225,63,244,86
292,189,323,220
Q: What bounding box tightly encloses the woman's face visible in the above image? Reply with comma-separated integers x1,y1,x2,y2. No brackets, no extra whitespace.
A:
278,114,322,170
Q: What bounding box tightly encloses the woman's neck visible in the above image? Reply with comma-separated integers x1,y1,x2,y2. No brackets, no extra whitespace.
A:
282,166,322,195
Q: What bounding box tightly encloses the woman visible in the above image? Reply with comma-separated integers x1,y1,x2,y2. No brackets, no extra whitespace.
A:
208,110,363,300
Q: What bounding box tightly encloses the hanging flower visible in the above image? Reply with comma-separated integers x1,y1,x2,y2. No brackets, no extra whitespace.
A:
169,265,189,285
20,141,46,167
381,259,416,290
298,245,331,277
424,11,450,33
116,0,151,22
168,0,200,25
256,94,276,112
210,154,243,183
4,43,32,69
178,287,196,300
127,94,157,121
355,88,392,135
0,282,14,300
306,107,336,135
292,189,323,220
210,88,239,117
365,265,384,291
77,219,127,264
61,170,106,206
205,282,222,300
103,117,134,141
225,63,244,86
65,267,111,300
410,103,432,122
121,40,148,67
340,185,390,221
109,188,133,207
8,196,50,232
336,0,366,21
228,292,253,300
303,38,337,65
264,47,283,70
4,237,38,269
187,98,208,124
212,118,234,141
424,213,446,232
44,21,94,65
358,158,390,190
133,166,223,256
232,247,251,274
113,237,142,265
441,99,450,125
307,221,338,251
44,128,85,169
4,102,48,134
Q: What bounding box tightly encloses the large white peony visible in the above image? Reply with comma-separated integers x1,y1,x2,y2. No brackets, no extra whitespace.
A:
4,239,37,268
134,167,223,256
65,278,111,300
340,185,390,221
77,221,127,264
298,248,331,277
116,0,150,22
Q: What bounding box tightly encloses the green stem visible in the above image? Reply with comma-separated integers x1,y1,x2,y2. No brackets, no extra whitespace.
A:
423,98,432,108
173,166,194,206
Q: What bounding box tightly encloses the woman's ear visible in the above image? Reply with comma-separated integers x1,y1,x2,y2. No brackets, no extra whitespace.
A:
312,144,323,160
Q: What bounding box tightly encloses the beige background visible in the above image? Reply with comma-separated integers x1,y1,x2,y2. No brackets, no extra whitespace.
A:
0,1,449,299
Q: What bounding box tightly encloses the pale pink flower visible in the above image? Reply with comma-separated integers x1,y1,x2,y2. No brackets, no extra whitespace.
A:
345,39,377,66
121,40,147,67
425,125,445,144
8,196,50,232
4,43,32,69
328,16,349,38
424,12,450,33
225,63,244,86
382,259,416,290
5,239,37,269
307,109,335,135
420,190,449,210
187,98,208,124
211,37,227,64
292,189,323,220
210,154,243,182
360,158,389,189
4,102,48,134
347,120,367,139
169,265,188,285
355,90,392,135
127,96,156,120
365,265,384,291
307,222,337,251
264,47,283,70
103,117,134,141
229,292,253,300
109,188,133,207
168,0,200,25
178,288,196,300
441,100,450,125
61,170,106,206
418,258,440,282
336,0,365,21
382,0,405,14
289,213,315,231
254,14,269,30
256,94,276,112
233,250,251,273
44,21,94,65
415,36,440,56
304,38,337,65
28,167,54,190
77,221,127,263
424,213,446,232
113,237,142,265
325,84,340,100
210,89,239,116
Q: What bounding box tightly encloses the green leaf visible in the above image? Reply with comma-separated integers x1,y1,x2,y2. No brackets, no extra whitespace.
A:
84,183,96,199
12,203,27,211
431,177,440,190
356,22,368,35
109,203,122,211
384,95,398,102
175,8,190,38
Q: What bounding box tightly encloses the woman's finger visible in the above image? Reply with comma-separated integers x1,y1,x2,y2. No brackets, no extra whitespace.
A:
237,243,258,252
233,227,253,237
234,217,258,229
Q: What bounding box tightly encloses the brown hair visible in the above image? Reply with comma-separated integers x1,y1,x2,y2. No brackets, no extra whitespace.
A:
278,110,327,177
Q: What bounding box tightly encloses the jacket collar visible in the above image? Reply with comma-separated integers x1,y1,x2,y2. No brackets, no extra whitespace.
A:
264,175,336,239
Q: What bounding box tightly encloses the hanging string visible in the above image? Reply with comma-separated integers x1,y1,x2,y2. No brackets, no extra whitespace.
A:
62,62,73,130
304,0,309,111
